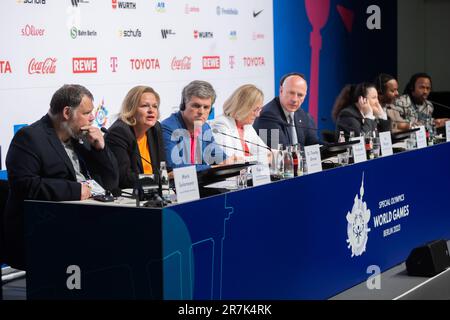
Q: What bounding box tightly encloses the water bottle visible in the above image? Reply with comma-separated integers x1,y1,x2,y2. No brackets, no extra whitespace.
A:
276,144,284,178
348,131,355,162
283,146,294,179
425,118,435,146
338,130,345,143
159,161,170,201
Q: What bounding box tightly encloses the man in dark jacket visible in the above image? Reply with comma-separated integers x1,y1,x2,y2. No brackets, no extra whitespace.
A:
253,73,319,149
4,84,118,269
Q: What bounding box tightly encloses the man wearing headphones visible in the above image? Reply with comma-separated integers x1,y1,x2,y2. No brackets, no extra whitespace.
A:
161,80,232,171
393,73,448,129
253,73,319,149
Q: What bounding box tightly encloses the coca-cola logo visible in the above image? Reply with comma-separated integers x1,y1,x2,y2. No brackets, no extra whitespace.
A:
21,24,45,37
28,58,57,74
171,56,191,70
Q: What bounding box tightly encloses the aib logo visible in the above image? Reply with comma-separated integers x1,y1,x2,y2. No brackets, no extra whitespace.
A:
110,57,118,72
156,2,166,13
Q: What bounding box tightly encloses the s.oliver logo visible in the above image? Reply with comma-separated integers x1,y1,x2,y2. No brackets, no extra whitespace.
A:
202,56,220,70
21,24,45,36
28,58,56,74
73,57,97,73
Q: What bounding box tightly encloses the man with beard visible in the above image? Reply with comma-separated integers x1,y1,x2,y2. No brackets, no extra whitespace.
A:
393,73,448,129
3,84,118,269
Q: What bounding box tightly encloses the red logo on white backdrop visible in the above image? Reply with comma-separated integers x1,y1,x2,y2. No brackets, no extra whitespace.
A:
110,57,118,72
112,0,117,9
73,57,97,73
130,58,160,70
252,32,265,40
28,58,56,74
171,56,191,70
243,57,265,67
21,24,45,37
229,56,235,69
0,60,12,74
202,56,220,70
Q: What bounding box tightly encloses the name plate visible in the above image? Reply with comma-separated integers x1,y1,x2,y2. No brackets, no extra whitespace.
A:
304,144,322,174
251,164,271,186
446,121,450,142
173,166,200,204
379,131,393,156
415,126,427,149
351,137,367,163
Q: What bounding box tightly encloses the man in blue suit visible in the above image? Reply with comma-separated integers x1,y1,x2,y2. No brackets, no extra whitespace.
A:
253,73,319,149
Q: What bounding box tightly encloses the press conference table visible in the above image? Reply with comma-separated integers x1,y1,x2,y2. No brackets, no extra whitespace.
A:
24,142,450,299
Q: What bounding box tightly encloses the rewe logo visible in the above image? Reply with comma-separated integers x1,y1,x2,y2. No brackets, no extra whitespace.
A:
0,60,12,74
202,56,220,70
28,58,56,74
73,57,97,73
346,174,371,257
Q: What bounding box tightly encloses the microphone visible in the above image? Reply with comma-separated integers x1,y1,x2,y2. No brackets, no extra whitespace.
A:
257,115,320,132
212,128,271,151
428,100,450,111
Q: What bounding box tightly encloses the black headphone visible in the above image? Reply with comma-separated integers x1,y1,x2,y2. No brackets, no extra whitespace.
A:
279,72,306,87
374,73,395,96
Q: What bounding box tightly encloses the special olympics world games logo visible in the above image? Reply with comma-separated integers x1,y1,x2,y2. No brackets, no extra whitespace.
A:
346,173,371,257
94,99,108,127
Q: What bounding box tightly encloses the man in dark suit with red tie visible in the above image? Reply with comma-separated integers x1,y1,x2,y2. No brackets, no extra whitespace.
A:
253,73,319,149
3,84,118,269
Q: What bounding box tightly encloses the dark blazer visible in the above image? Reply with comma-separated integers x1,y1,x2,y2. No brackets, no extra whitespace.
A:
105,119,166,189
335,104,391,140
253,97,319,149
4,114,119,269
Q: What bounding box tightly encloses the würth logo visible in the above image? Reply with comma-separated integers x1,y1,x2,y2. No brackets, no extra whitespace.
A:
73,57,97,73
243,56,265,67
28,58,56,74
112,0,136,9
194,30,213,39
161,29,175,39
202,56,220,70
0,60,12,74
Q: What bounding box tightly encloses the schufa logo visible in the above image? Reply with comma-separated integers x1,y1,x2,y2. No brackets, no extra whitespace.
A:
202,56,220,70
72,57,97,73
28,58,56,74
171,56,191,70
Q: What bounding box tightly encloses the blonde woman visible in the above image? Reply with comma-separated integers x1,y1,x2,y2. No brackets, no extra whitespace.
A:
210,84,270,164
105,86,166,189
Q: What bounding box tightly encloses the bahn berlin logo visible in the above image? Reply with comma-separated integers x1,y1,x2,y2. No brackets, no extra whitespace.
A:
202,56,220,70
216,6,238,16
70,27,97,39
346,173,371,257
28,58,56,74
72,57,97,73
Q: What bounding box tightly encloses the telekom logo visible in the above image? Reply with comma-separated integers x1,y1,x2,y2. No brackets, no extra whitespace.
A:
110,57,118,72
28,58,56,74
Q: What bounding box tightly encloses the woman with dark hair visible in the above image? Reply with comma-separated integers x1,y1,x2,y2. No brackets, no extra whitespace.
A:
105,86,166,189
332,82,390,140
374,73,405,131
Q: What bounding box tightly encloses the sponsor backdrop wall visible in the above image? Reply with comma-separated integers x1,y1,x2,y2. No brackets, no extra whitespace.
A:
0,0,274,169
